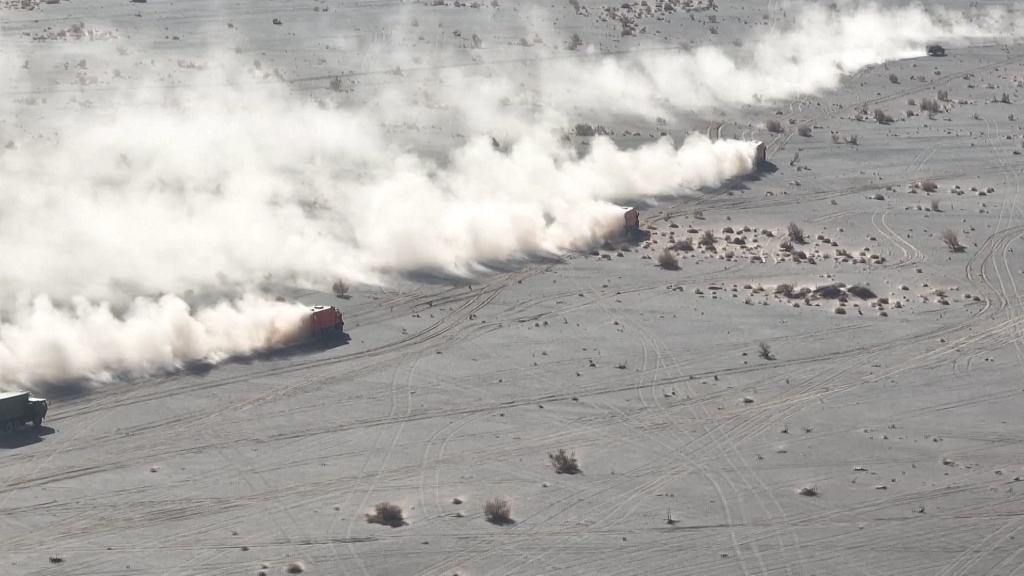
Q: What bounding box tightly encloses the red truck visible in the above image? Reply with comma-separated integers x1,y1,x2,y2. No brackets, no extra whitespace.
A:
309,305,344,338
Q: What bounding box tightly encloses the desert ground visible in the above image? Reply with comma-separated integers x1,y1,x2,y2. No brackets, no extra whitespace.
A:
4,0,1024,574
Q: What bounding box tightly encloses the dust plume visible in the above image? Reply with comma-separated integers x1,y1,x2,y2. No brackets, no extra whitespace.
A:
0,295,309,391
542,2,1024,120
2,0,1017,388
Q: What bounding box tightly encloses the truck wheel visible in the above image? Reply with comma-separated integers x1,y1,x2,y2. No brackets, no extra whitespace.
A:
33,417,42,428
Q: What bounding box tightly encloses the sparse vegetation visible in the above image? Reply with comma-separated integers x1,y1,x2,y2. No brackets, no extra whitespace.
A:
937,89,950,102
798,485,818,496
484,498,513,525
798,125,812,137
766,119,784,133
847,285,877,299
549,449,581,474
1001,92,1011,104
941,229,965,252
888,73,899,84
674,238,694,251
699,230,715,245
49,556,64,564
286,562,306,574
931,199,941,212
787,222,806,244
874,108,893,124
775,283,795,298
919,97,941,113
758,342,772,360
332,280,350,297
366,502,406,527
658,249,679,270
844,134,859,146
919,179,937,192
567,32,582,50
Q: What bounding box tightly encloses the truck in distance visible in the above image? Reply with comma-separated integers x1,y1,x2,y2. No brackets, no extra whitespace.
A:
308,305,344,338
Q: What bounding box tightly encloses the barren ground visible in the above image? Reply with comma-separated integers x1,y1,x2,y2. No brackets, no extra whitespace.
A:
4,0,1024,575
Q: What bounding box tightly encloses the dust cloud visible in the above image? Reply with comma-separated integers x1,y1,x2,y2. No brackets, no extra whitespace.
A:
0,1,1017,389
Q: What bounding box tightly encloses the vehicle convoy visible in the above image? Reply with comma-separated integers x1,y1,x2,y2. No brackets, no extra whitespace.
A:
308,305,344,338
0,391,48,432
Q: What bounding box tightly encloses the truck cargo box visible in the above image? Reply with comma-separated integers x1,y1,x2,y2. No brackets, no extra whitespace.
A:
0,391,30,422
309,306,344,337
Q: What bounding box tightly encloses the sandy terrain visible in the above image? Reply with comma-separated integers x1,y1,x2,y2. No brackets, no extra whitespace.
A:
4,0,1024,575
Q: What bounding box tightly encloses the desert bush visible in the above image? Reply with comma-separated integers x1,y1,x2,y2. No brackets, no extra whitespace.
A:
775,283,795,298
484,498,513,524
919,179,937,191
766,119,784,133
941,229,965,252
798,125,812,137
888,73,899,84
758,342,772,359
847,285,877,299
332,280,350,297
798,485,818,496
919,98,941,113
699,230,715,245
568,32,582,50
674,238,694,251
931,199,941,211
286,562,306,574
831,132,841,144
937,89,950,102
787,222,806,244
844,134,859,145
874,108,893,124
549,449,581,474
907,98,916,105
1001,92,1011,104
658,249,679,270
366,502,406,527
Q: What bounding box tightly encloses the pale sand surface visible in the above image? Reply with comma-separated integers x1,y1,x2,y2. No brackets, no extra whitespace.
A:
3,0,1024,575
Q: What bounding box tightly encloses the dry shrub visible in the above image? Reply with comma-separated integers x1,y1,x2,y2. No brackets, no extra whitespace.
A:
787,222,806,244
920,97,941,112
567,32,582,50
797,485,818,496
674,238,694,251
758,342,772,359
941,229,965,252
919,179,937,192
775,283,795,298
658,249,679,270
798,125,812,137
699,230,715,245
844,134,859,145
332,280,350,297
286,562,306,574
1002,92,1012,104
888,73,899,84
937,89,949,102
931,199,941,211
766,119,784,133
484,498,513,525
847,285,877,299
366,502,406,527
549,449,581,474
873,108,893,124
831,132,841,144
